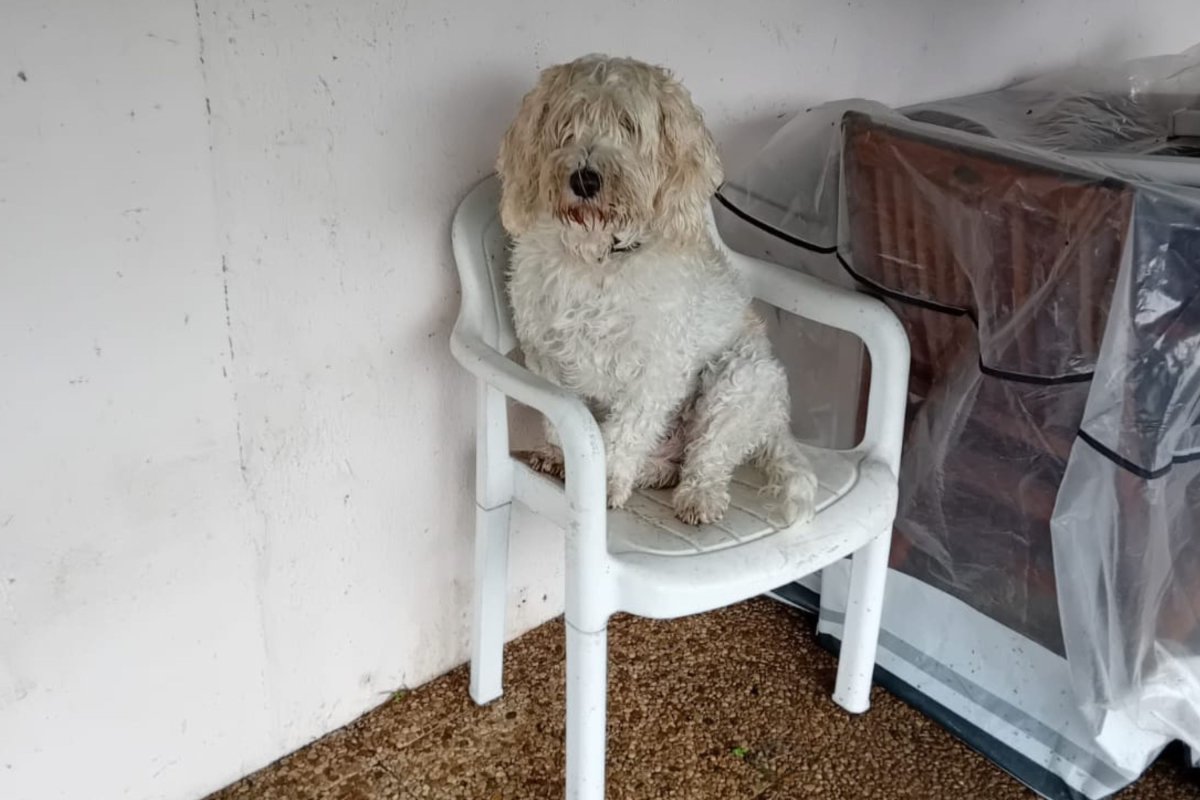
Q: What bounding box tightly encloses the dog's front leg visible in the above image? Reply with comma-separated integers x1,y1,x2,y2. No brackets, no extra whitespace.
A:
600,392,678,509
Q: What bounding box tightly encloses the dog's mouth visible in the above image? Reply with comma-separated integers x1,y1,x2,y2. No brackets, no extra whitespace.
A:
609,235,640,255
562,203,612,228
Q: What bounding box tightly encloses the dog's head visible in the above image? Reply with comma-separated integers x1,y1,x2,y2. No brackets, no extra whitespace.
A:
497,54,723,260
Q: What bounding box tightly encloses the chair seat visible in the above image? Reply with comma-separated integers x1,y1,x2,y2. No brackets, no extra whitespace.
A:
510,447,893,621
610,447,860,557
511,444,860,555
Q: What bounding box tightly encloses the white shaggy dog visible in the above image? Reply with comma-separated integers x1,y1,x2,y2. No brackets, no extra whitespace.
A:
497,54,817,526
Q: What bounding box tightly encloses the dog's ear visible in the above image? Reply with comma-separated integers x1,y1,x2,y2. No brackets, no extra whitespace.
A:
497,69,559,236
652,69,723,243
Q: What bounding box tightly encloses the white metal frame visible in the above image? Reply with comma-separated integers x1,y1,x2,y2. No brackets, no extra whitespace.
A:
449,175,910,800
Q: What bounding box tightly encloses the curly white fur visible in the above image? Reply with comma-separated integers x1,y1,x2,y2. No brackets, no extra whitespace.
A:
497,54,816,526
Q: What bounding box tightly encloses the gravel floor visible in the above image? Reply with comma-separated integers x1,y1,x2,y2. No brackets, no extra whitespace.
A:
209,598,1198,799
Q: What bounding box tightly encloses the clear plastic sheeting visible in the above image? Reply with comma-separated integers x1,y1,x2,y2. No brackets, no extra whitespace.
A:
1055,186,1200,758
901,47,1200,157
716,44,1200,798
722,44,1200,251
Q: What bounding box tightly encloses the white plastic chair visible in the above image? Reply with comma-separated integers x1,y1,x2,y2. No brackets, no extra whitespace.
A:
449,175,910,800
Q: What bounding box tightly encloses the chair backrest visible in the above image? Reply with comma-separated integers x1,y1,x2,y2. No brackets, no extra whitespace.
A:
451,176,520,354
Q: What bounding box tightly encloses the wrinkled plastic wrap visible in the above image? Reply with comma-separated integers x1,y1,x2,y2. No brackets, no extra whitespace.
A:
1055,186,1200,754
717,45,1200,796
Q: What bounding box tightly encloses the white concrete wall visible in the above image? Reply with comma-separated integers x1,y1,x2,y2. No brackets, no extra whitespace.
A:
1,1,1196,798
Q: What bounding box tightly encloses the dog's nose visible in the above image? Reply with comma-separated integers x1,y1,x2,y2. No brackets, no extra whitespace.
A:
569,167,602,199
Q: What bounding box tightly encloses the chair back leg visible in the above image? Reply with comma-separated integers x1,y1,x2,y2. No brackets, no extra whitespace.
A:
470,502,511,704
470,381,514,705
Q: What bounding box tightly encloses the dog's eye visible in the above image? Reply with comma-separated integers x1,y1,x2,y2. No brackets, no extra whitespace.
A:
619,114,637,137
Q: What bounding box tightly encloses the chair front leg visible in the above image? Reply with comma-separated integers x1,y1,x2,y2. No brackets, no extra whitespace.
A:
832,528,892,713
565,621,608,800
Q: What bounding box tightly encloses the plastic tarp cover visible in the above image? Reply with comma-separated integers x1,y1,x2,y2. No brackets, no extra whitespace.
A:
718,44,1200,790
1055,186,1200,754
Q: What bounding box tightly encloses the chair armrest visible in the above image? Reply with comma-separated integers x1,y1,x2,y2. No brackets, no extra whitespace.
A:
449,326,607,505
726,249,911,473
452,325,613,628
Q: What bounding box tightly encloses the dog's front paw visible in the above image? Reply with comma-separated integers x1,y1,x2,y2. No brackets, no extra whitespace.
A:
672,482,729,525
607,480,634,510
606,471,636,509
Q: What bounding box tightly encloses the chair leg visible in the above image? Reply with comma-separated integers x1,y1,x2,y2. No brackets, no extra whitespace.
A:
832,529,891,713
469,502,511,705
565,622,608,800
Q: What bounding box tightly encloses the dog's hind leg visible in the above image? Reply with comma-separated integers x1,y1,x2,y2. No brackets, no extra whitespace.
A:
527,422,567,481
751,428,817,527
673,326,815,525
